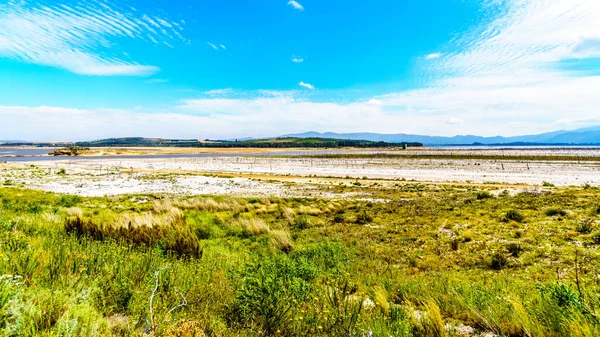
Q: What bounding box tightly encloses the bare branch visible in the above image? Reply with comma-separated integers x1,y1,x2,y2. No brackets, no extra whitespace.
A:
161,289,188,324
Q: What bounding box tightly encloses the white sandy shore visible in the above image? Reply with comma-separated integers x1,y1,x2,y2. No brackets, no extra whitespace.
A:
63,156,600,186
1,154,599,197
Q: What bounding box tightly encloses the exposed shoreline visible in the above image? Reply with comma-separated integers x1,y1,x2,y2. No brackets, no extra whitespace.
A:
2,149,599,198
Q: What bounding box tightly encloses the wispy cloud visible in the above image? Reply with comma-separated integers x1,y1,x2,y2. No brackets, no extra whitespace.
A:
287,1,304,11
291,56,304,63
0,0,185,76
205,88,233,96
298,81,314,89
220,44,227,50
207,42,219,50
378,0,600,135
425,53,442,60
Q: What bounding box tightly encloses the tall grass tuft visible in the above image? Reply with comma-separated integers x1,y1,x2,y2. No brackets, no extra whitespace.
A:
64,210,202,258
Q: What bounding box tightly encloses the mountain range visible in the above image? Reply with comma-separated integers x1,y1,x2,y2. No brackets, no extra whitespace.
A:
284,126,600,146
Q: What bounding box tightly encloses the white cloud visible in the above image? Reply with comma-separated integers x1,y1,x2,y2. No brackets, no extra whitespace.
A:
0,0,185,76
425,53,442,60
298,81,314,89
205,88,233,96
377,0,600,135
0,98,387,140
287,1,304,11
220,44,227,50
366,99,383,107
291,56,304,63
446,118,463,125
207,42,219,50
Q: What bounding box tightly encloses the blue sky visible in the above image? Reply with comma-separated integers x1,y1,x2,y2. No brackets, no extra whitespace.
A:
1,0,599,140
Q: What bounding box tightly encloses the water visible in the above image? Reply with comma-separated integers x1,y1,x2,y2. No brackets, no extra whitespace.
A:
0,148,380,162
0,147,53,157
2,146,600,163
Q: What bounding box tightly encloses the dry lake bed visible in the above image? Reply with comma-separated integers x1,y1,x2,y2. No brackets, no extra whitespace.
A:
2,147,599,198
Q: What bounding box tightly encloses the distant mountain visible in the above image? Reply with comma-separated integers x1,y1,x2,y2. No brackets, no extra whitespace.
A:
284,127,600,146
0,140,26,144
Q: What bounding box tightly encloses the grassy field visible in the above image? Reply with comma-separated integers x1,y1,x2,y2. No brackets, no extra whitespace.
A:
1,184,600,336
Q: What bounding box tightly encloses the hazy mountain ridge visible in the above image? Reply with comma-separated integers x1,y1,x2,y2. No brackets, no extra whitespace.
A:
284,127,600,145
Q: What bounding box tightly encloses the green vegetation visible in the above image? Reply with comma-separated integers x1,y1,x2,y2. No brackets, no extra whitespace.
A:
49,146,91,156
1,185,600,336
72,137,422,149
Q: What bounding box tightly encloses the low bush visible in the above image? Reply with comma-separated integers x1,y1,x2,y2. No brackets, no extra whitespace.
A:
576,219,594,234
503,210,524,223
293,216,311,229
475,191,494,200
538,282,581,308
506,242,523,257
333,213,346,223
355,210,373,224
545,208,567,217
489,252,508,270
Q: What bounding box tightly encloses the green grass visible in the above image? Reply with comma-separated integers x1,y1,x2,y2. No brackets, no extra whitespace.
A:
1,185,600,336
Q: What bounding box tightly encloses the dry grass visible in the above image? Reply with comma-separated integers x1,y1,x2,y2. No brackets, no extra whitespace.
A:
270,230,293,252
153,198,241,213
231,217,271,236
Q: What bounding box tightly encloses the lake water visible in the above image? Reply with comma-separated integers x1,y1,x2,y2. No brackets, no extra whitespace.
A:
0,148,380,162
2,146,600,163
0,147,53,157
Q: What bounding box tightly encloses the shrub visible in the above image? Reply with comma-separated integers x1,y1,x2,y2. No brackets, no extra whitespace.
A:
227,257,314,335
333,214,346,223
58,195,81,208
355,210,373,224
506,242,522,257
595,205,600,215
450,238,459,251
545,208,567,217
503,210,524,223
489,252,508,270
538,282,581,308
57,168,67,175
576,219,594,234
293,216,310,229
25,202,43,214
542,181,555,187
475,191,493,200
